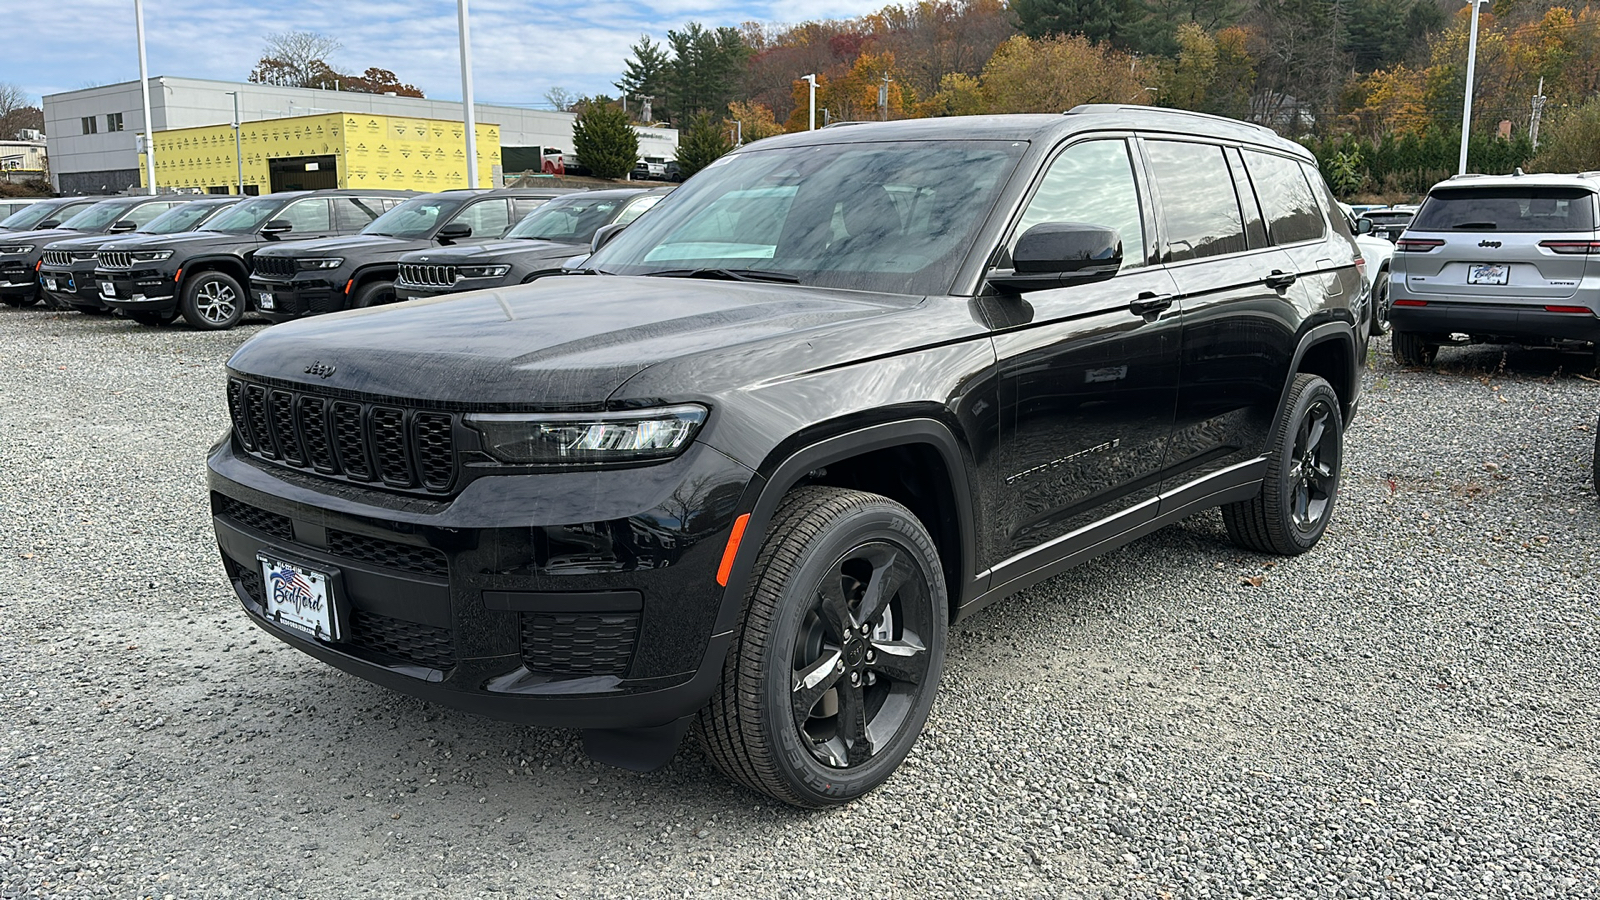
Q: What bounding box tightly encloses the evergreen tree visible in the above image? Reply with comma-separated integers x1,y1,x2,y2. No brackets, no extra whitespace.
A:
1011,0,1134,45
666,23,751,122
675,113,734,179
571,101,639,180
615,36,672,122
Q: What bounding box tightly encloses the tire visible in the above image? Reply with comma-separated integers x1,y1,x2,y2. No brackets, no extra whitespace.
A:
1593,414,1599,497
1223,373,1343,555
695,486,948,807
349,279,395,310
2,290,38,308
179,271,245,331
128,310,177,327
1392,330,1438,367
1370,267,1390,336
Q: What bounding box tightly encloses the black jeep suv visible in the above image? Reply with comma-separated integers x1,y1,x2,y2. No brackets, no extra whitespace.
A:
42,197,241,314
250,188,574,322
209,108,1364,807
394,188,669,300
98,189,411,329
1,195,191,308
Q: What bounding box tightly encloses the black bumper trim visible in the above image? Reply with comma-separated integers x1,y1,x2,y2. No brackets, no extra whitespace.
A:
1388,301,1600,344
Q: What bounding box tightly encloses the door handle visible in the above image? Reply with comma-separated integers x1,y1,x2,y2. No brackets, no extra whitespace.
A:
1263,269,1298,290
1129,292,1174,317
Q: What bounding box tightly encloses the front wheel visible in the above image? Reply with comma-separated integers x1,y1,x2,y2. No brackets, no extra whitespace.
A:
180,271,245,330
1223,373,1343,555
350,279,395,309
696,486,947,807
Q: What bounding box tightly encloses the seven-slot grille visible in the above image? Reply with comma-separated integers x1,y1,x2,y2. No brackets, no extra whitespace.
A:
398,263,458,287
228,378,457,493
252,255,296,278
41,250,74,267
97,250,132,270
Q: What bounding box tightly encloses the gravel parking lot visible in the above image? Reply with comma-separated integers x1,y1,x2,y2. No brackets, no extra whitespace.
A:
2,306,1598,899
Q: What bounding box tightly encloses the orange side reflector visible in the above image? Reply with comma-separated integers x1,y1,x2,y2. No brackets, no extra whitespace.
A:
716,514,751,587
344,279,353,294
174,268,182,282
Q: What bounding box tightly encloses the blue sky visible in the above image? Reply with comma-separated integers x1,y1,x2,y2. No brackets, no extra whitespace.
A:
6,0,887,107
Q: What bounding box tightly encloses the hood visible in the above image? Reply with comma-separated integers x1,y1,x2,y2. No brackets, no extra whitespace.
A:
1,228,80,245
123,230,260,253
402,238,584,265
228,275,917,406
41,233,120,252
256,234,426,259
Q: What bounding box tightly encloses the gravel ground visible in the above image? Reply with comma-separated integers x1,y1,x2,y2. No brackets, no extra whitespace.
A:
1,306,1598,900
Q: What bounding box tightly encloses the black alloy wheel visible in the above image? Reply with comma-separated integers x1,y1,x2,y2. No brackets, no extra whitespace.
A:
1370,267,1391,336
697,486,947,807
1223,373,1343,555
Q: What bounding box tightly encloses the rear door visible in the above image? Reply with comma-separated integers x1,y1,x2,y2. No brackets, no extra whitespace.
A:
1400,186,1597,306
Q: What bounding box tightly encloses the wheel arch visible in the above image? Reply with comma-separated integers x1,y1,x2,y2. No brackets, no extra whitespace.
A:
1290,323,1360,423
347,263,398,300
180,255,250,290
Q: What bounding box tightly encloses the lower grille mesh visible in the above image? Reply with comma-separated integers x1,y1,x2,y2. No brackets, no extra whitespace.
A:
521,612,639,677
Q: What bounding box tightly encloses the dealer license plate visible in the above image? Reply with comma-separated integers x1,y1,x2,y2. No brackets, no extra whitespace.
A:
257,290,275,311
1468,264,1508,286
43,276,56,291
99,281,115,299
257,555,339,640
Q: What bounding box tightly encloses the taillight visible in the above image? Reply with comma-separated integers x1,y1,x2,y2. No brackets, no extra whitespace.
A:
1392,299,1428,307
1396,238,1445,252
1353,255,1367,281
1544,305,1595,315
1538,240,1600,254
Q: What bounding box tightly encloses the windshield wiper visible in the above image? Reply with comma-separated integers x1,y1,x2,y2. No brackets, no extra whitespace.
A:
642,267,801,284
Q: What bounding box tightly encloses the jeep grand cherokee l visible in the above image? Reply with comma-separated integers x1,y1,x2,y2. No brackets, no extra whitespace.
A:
41,197,240,315
209,107,1363,807
394,188,669,301
1387,173,1600,368
98,190,411,329
249,188,574,322
0,197,96,235
0,195,190,308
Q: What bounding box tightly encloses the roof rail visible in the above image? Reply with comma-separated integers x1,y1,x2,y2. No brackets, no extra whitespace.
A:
1063,104,1278,136
820,120,872,129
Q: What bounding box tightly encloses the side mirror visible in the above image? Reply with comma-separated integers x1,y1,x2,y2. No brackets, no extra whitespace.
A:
590,222,627,253
437,222,473,243
987,223,1122,292
108,220,137,233
261,219,292,237
1353,217,1374,235
38,219,60,229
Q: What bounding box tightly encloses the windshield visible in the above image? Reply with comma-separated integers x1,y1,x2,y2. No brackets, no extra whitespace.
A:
363,194,473,238
140,202,224,234
587,140,1026,295
505,195,630,243
59,200,133,231
1410,187,1596,232
203,197,287,234
0,202,67,230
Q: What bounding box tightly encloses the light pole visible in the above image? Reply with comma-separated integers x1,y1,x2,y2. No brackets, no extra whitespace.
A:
457,0,480,188
801,74,817,131
1458,0,1486,176
225,91,243,195
134,0,157,194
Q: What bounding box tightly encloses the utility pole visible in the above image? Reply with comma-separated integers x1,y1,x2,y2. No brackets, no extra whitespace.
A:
878,73,892,121
800,75,817,131
225,90,243,195
134,0,157,194
1458,0,1486,176
1530,76,1547,152
457,0,480,188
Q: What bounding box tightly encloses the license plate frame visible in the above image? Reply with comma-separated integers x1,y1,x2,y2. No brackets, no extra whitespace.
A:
1467,263,1509,286
43,275,56,291
257,553,346,642
99,281,116,299
257,290,275,311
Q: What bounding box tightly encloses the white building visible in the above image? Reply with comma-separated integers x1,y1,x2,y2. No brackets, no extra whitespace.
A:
0,137,48,183
43,76,679,195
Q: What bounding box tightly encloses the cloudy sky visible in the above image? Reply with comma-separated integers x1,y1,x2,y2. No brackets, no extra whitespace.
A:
7,0,885,106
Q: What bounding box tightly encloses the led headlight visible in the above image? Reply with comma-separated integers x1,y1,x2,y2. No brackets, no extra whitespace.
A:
297,257,345,270
0,245,35,255
458,264,510,278
129,250,173,262
465,404,707,465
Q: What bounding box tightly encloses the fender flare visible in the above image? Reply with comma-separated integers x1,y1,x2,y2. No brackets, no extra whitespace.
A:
1284,321,1360,422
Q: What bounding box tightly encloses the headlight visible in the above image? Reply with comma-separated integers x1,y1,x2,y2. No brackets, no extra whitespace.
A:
0,245,35,255
458,264,510,278
465,404,707,465
296,257,345,270
130,250,173,262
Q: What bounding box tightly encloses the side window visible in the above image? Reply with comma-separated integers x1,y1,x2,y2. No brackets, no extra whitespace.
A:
1241,150,1325,245
278,198,331,233
615,195,665,226
335,197,388,231
123,202,175,227
1144,140,1246,262
451,199,512,238
1226,149,1268,249
1010,139,1146,270
512,197,551,219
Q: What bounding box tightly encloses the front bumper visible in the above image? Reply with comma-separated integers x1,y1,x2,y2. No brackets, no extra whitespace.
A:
250,274,346,322
1,259,39,298
1387,298,1600,345
39,263,104,309
207,437,756,729
97,268,178,314
394,275,510,302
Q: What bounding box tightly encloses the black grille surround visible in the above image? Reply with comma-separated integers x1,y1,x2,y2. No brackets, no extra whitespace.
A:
252,255,296,278
227,377,458,495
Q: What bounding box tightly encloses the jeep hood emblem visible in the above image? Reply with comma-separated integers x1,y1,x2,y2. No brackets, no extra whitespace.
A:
304,361,337,379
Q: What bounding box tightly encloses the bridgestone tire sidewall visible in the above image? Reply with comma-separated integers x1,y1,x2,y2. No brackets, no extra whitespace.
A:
760,500,947,805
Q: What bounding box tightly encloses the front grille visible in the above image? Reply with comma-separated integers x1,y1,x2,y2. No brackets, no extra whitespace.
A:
520,612,639,677
42,250,72,267
227,558,266,605
327,529,448,578
227,378,458,494
97,250,131,270
350,610,455,669
398,263,458,287
214,495,294,541
252,255,296,278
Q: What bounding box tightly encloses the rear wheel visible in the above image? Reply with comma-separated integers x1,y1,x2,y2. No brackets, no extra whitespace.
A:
1370,267,1391,336
696,486,947,807
1593,414,1599,497
180,271,244,330
1392,330,1438,367
1223,373,1343,555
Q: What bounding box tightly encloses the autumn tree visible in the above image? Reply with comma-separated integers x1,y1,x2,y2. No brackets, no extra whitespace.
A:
1530,95,1600,172
726,101,786,144
980,35,1150,113
571,101,639,179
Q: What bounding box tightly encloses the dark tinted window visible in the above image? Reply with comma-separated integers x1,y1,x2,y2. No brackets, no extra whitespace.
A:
1012,138,1146,269
1410,187,1596,233
1242,150,1324,244
1146,141,1246,262
1226,150,1267,248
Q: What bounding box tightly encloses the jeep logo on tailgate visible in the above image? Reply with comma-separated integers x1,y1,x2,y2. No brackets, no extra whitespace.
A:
1479,240,1502,248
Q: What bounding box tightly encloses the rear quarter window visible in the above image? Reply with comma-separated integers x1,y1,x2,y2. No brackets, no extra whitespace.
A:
1241,150,1325,245
1409,187,1597,233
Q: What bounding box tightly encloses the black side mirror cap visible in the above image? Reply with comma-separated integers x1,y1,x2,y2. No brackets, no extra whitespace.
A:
108,221,137,233
437,222,473,243
590,222,627,253
260,219,292,237
38,220,60,229
987,222,1122,292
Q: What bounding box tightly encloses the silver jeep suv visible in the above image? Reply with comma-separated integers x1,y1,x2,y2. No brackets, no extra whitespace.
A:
1386,172,1600,367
